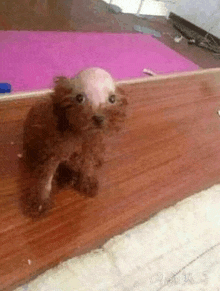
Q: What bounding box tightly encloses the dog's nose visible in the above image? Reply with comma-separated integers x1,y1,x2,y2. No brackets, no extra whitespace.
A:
92,115,105,125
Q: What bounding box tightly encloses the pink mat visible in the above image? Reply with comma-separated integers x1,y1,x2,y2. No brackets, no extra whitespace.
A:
0,31,199,92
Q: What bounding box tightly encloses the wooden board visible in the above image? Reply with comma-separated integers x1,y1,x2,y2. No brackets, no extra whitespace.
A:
1,68,220,290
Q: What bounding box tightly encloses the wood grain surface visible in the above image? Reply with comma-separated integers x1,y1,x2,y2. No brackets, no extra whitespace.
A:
1,69,220,290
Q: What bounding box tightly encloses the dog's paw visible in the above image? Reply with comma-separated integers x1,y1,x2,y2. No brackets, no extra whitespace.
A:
76,176,99,197
21,188,52,218
20,178,53,218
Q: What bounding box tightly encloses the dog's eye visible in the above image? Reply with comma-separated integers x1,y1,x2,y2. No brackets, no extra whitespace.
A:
75,94,85,104
108,94,116,104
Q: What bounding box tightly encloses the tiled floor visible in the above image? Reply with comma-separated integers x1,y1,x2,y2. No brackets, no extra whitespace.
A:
15,185,220,291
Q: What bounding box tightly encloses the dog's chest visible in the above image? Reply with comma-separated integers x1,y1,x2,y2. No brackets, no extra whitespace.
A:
56,134,83,160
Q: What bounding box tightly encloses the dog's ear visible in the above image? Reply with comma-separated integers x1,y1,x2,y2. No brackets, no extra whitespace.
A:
51,76,72,104
116,85,128,106
116,85,125,96
51,77,73,132
54,76,72,95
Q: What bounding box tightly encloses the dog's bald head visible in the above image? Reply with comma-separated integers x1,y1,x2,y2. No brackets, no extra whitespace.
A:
73,68,116,108
51,67,127,132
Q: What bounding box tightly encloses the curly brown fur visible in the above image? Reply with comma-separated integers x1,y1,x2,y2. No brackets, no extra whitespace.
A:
23,68,127,214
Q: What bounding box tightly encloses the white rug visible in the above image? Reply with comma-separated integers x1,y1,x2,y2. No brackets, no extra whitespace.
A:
15,185,220,291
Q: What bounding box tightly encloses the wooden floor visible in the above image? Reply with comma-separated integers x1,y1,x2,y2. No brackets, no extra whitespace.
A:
1,69,220,290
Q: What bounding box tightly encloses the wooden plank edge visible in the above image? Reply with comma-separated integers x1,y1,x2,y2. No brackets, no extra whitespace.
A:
0,68,219,102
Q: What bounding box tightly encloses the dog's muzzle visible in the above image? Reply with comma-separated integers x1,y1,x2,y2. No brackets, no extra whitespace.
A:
92,115,105,126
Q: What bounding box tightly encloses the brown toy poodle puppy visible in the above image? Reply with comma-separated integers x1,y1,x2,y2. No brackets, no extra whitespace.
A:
23,67,127,213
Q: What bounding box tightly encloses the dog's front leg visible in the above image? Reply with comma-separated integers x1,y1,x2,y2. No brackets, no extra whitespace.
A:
75,150,102,198
77,135,106,198
77,170,99,198
28,157,60,213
